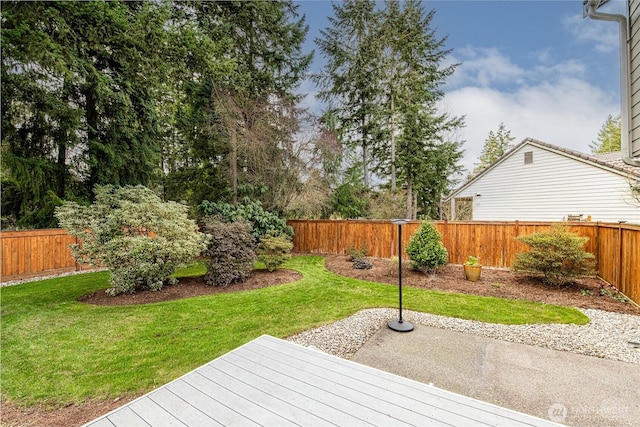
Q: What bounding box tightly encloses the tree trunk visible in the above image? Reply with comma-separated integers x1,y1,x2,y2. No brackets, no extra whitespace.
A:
85,80,101,195
230,126,238,204
390,95,396,192
406,176,413,219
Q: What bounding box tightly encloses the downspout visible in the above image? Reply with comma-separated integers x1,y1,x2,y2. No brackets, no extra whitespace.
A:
586,0,640,166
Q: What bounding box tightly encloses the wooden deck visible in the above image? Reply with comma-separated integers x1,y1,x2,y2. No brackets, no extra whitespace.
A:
84,335,560,426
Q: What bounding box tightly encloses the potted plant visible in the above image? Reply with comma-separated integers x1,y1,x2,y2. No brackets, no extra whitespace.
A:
464,256,482,282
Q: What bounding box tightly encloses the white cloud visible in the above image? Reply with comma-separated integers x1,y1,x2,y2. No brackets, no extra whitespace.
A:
563,14,620,54
447,47,587,91
441,77,618,174
447,47,526,88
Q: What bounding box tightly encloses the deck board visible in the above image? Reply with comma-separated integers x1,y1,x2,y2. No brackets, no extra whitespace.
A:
84,335,561,427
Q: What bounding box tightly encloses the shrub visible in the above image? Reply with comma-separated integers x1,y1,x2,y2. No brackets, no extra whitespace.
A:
55,185,208,296
512,224,595,286
257,231,293,272
352,258,372,270
198,197,293,241
202,219,256,287
347,244,368,261
405,221,448,274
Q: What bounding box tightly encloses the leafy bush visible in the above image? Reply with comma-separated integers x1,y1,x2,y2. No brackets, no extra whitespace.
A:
405,221,448,274
198,197,293,241
55,185,208,296
512,224,595,285
202,219,256,287
347,244,368,261
257,231,293,272
331,182,368,219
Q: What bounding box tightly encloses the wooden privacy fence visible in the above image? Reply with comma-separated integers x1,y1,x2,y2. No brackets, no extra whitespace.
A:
288,220,640,306
2,221,639,305
0,229,83,281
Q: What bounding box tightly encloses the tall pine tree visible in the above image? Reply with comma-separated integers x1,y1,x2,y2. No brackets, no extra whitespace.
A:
379,0,463,218
314,0,384,188
590,115,621,154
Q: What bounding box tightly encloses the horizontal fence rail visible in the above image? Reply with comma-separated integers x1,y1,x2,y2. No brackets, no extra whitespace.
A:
2,221,639,306
288,220,640,306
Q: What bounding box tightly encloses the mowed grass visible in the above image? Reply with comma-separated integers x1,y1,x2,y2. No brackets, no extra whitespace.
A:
0,255,588,407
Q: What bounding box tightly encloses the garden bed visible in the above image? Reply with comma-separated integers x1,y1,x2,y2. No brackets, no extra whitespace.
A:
324,255,639,316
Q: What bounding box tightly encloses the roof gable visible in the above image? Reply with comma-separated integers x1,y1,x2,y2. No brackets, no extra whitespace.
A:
446,138,640,201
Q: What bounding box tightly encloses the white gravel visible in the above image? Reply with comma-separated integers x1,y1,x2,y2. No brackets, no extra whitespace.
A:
287,308,640,364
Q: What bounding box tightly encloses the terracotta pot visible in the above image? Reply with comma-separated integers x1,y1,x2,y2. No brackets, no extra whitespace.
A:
464,264,482,282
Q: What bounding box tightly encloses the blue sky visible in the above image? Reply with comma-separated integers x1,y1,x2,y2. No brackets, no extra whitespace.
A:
295,0,624,173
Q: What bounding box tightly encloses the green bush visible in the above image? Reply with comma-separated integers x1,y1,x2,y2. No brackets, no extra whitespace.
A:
198,198,293,241
256,232,293,272
405,221,448,274
512,224,595,285
55,185,208,296
347,244,368,261
202,219,256,287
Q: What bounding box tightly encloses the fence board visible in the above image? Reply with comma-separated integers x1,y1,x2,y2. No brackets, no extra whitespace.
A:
0,229,78,281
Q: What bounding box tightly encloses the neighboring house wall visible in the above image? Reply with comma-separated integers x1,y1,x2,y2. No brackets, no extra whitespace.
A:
630,0,640,157
447,140,640,224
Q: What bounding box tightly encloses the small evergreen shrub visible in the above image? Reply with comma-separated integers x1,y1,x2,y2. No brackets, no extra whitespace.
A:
405,221,448,274
512,224,595,286
257,231,293,272
202,218,256,287
55,185,208,296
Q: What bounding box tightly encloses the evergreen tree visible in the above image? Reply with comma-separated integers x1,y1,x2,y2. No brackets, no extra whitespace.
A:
185,1,312,213
1,1,174,227
380,0,464,218
315,0,463,218
590,115,621,154
474,123,515,173
314,0,384,188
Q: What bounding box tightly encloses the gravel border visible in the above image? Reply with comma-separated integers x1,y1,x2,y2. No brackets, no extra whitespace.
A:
287,308,640,364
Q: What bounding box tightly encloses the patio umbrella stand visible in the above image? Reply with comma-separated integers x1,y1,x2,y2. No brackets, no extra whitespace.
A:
388,219,414,333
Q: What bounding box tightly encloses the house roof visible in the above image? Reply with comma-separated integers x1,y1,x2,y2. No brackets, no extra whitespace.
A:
445,137,640,201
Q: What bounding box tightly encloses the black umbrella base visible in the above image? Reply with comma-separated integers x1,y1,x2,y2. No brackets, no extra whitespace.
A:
388,319,414,332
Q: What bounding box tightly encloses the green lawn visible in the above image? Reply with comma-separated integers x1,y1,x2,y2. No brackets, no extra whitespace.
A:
0,255,588,407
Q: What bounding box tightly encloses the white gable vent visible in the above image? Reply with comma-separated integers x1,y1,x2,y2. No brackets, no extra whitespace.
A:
524,151,533,164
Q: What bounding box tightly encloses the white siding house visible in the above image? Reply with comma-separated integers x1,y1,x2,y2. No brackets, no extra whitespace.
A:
444,138,640,224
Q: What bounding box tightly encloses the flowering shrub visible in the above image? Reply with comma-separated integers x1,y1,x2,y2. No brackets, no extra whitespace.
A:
55,185,208,296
